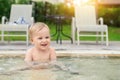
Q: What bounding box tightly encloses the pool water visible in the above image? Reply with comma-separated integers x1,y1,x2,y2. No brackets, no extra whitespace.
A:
0,56,120,80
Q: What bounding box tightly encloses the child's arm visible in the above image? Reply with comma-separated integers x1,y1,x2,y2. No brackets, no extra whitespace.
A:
50,48,57,61
25,61,51,69
24,49,36,68
50,61,69,71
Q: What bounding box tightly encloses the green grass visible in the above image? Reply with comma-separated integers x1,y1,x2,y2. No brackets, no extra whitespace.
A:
108,26,120,41
0,24,120,41
49,24,120,41
49,23,72,40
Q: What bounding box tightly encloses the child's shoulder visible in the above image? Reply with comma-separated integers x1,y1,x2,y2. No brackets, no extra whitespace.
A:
49,47,55,51
49,47,56,54
26,47,34,54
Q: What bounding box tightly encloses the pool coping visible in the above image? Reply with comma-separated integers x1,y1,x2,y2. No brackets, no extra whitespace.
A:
0,50,120,57
0,41,120,57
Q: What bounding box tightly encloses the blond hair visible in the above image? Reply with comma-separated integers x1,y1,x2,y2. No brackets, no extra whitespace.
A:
29,22,49,40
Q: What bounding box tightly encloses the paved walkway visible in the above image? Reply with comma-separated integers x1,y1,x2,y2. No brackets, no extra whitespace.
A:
0,41,120,56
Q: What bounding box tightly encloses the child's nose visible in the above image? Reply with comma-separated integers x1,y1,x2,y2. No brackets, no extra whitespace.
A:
42,38,47,42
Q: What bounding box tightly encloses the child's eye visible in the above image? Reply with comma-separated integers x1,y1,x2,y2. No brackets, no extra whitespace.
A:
38,37,42,40
45,36,49,39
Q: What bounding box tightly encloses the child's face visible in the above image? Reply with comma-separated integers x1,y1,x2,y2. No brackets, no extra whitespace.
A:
31,27,50,50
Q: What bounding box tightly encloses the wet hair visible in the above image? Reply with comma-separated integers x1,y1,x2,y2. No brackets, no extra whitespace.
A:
29,22,49,40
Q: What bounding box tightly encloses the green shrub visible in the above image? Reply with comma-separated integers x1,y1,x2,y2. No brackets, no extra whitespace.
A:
98,6,120,27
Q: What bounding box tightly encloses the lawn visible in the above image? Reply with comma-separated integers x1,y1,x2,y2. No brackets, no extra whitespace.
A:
0,24,120,41
49,24,120,41
108,26,120,41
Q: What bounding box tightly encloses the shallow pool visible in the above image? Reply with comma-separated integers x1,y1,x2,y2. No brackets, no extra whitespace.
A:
0,56,120,80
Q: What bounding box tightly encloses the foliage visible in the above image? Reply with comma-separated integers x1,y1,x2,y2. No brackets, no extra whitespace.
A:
0,0,15,21
98,6,120,27
15,0,30,4
0,0,30,22
34,2,74,24
34,1,46,22
0,0,120,27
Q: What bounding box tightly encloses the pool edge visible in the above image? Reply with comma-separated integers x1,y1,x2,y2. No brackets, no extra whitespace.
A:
0,50,120,57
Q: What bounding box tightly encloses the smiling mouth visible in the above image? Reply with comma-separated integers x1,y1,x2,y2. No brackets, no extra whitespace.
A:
41,44,47,46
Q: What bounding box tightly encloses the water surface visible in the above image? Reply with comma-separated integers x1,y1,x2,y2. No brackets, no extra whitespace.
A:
0,56,120,80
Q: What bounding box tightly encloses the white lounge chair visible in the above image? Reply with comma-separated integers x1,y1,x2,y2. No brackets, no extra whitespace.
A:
0,4,34,46
72,5,109,46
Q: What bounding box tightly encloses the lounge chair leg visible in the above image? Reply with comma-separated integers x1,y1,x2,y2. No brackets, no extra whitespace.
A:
106,33,109,46
101,31,104,45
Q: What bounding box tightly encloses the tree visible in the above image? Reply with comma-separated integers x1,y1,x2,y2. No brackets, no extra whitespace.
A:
0,0,15,22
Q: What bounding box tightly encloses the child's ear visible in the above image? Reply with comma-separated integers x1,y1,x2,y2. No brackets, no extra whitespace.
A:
30,38,34,44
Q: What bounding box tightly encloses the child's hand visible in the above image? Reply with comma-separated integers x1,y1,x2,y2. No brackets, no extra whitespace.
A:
31,62,50,69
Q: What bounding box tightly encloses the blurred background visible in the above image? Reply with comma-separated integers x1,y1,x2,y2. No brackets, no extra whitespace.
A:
0,0,120,26
0,0,120,41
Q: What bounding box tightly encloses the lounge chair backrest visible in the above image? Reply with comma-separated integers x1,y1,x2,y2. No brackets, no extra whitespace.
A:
72,5,109,46
75,5,97,26
10,4,32,24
